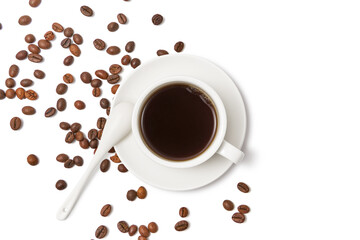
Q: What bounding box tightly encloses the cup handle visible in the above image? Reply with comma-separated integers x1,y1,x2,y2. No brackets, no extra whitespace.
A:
216,140,245,164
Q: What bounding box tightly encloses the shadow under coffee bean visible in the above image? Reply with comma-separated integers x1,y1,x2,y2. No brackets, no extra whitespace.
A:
140,83,217,161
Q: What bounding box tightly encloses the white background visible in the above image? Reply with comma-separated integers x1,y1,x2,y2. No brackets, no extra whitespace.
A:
1,0,360,239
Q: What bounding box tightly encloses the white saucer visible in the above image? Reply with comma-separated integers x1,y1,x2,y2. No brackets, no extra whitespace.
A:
113,54,247,191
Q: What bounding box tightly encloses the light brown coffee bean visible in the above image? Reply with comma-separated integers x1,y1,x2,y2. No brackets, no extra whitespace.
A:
65,132,75,143
80,5,94,17
80,72,92,83
92,88,101,97
95,225,107,239
29,0,41,7
73,155,83,166
179,207,189,218
238,205,250,214
63,55,74,66
93,39,106,50
74,100,85,110
25,90,38,100
5,78,15,88
117,221,129,233
16,88,26,99
9,64,19,77
56,83,68,95
70,123,81,133
237,182,250,193
28,44,40,54
38,39,51,49
97,117,106,129
111,84,120,94
100,159,110,172
75,131,84,141
137,186,147,199
59,122,70,130
131,58,141,68
27,154,39,166
118,164,128,173
232,212,246,223
73,34,83,44
44,31,55,41
107,22,119,32
148,222,158,233
157,49,169,56
128,225,138,236
95,70,108,80
69,44,81,57
139,225,150,237
91,79,102,88
63,73,74,83
45,107,57,117
56,153,69,162
117,13,127,24
64,159,75,168
22,106,36,115
20,79,33,87
19,15,32,26
61,38,71,48
6,89,16,99
174,220,189,231
52,22,64,32
80,139,90,149
125,41,135,53
121,55,131,65
34,70,45,79
10,117,22,130
16,50,28,60
223,200,234,211
64,27,74,37
28,53,43,63
56,98,67,111
100,204,112,217
106,46,120,55
25,34,36,43
109,64,122,74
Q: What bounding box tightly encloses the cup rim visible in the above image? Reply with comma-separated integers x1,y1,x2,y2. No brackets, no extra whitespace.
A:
132,75,227,168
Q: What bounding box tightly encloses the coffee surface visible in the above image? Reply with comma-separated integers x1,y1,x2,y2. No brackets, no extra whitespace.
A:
140,84,217,161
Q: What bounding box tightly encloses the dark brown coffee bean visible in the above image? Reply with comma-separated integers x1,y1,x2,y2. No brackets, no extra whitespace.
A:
174,41,185,52
80,5,93,17
97,117,106,129
118,164,128,173
75,131,84,141
9,64,19,77
52,22,64,32
223,200,234,211
28,53,43,63
28,44,40,54
92,88,101,97
27,154,39,166
148,222,158,233
139,225,150,237
74,100,85,110
174,220,189,231
95,225,107,239
63,55,74,66
25,34,36,43
80,139,90,149
117,13,127,24
107,22,119,32
125,41,135,53
95,70,109,80
56,83,68,95
70,44,81,57
107,74,120,84
157,49,169,56
29,0,41,7
91,79,102,88
59,122,70,130
16,50,28,60
128,225,138,236
73,156,84,166
64,27,74,37
106,46,120,55
93,39,106,50
111,84,120,94
5,78,15,88
61,38,71,48
88,129,98,140
121,55,131,65
152,14,163,25
131,58,141,68
10,117,21,130
127,190,137,201
90,139,99,149
106,107,111,116
22,106,36,115
16,88,26,99
80,72,92,83
100,159,110,172
63,73,74,83
0,89,5,100
117,221,129,233
70,123,81,133
56,153,69,162
45,107,57,117
232,212,246,223
65,132,75,143
56,98,67,111
38,39,51,49
137,186,147,199
237,182,250,193
97,129,103,139
34,70,45,79
19,15,32,26
20,79,33,87
0,23,2,30
64,159,75,168
73,34,83,45
56,180,67,190
25,90,38,100
179,207,189,218
100,204,112,217
109,64,122,75
238,205,250,214
44,31,55,41
6,89,16,99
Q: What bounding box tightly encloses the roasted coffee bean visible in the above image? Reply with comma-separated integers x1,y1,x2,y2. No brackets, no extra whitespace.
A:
19,15,32,25
92,88,101,97
27,154,39,166
179,207,189,218
64,27,74,37
107,75,120,84
175,220,189,231
16,88,26,99
109,64,122,74
70,123,81,133
44,31,55,41
38,39,51,49
34,69,45,79
93,39,106,50
63,73,74,83
107,22,119,32
73,156,84,166
0,23,2,30
45,107,57,117
106,46,120,55
69,44,81,57
106,107,111,116
174,41,185,52
65,132,75,143
5,78,15,88
74,100,85,110
61,38,71,48
25,90,38,100
117,13,127,24
80,72,92,83
138,237,147,240
0,89,5,100
121,55,131,65
152,14,163,25
128,225,138,236
111,84,120,94
137,186,147,199
157,49,169,56
95,70,108,80
97,117,106,129
80,139,90,149
52,22,64,32
22,106,36,115
125,41,135,53
95,225,107,239
90,139,99,149
10,117,21,130
109,147,116,154
29,0,41,7
127,190,137,201
25,34,36,43
131,58,141,68
75,131,84,141
73,34,83,44
139,225,150,237
238,205,250,214
100,159,110,172
56,153,69,162
28,53,43,63
117,221,129,233
20,79,33,87
80,5,93,17
118,164,128,173
9,64,19,77
28,44,40,54
56,180,67,190
223,200,234,211
148,222,158,233
91,79,102,88
64,159,75,168
88,129,98,140
59,122,70,130
56,98,67,111
232,212,246,223
16,50,28,60
56,83,68,95
97,129,103,139
6,89,16,99
63,55,74,66
100,204,112,217
237,182,250,193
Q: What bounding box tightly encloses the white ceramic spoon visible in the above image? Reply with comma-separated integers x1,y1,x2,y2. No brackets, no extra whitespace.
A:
56,102,133,220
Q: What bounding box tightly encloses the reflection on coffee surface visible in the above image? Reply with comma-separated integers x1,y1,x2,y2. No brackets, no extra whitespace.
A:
140,84,217,161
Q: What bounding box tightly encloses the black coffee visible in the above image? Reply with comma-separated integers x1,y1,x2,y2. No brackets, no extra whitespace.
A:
140,84,217,161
